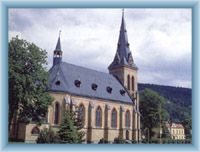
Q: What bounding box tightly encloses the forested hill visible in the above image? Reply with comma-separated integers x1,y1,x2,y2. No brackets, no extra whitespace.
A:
138,83,192,122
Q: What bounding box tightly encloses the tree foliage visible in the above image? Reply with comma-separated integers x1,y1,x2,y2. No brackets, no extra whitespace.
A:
36,127,60,143
57,103,85,143
9,36,53,128
113,137,126,144
140,89,169,141
138,83,192,139
138,83,191,123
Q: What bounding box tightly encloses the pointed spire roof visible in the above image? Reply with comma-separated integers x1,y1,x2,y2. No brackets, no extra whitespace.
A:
55,30,62,51
109,9,137,70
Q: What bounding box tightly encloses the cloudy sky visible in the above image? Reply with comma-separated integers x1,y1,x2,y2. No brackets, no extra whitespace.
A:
9,8,192,88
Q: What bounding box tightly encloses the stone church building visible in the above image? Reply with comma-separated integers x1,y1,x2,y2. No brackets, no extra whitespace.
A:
47,12,141,143
10,11,141,143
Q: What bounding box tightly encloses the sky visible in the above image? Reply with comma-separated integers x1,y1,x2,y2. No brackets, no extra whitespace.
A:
8,8,192,88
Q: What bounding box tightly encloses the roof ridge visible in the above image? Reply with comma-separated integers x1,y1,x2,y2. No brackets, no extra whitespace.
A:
61,61,112,77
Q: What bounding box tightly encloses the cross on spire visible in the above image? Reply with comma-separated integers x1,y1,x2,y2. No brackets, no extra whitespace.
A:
59,30,61,37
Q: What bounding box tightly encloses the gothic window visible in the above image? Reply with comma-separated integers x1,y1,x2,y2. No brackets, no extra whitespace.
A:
132,76,135,91
126,130,129,140
127,75,130,90
96,106,102,127
31,126,40,135
111,108,117,128
125,110,131,128
78,104,85,125
54,102,60,125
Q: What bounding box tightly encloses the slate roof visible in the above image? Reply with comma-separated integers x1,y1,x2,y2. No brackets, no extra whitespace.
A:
48,62,133,104
108,11,137,70
55,36,61,51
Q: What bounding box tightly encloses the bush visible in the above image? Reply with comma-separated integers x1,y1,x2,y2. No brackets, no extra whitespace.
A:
132,140,137,144
36,127,60,143
98,138,108,144
113,137,126,144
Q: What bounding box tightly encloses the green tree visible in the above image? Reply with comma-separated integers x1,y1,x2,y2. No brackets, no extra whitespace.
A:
182,118,192,139
37,127,60,143
57,100,85,144
9,36,53,137
57,106,79,143
140,89,169,142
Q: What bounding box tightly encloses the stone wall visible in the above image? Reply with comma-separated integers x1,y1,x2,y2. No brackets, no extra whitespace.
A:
48,92,137,143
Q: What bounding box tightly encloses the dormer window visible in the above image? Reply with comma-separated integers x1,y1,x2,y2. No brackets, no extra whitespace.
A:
107,86,112,94
92,83,98,91
55,80,60,86
120,89,126,96
74,80,81,87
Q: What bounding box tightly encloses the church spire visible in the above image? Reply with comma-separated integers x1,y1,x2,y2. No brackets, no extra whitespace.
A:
53,30,62,66
55,30,61,51
108,9,137,70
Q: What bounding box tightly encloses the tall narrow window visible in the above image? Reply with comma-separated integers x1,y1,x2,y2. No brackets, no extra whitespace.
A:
125,110,130,128
126,130,129,140
96,106,102,127
132,76,135,91
54,102,60,125
111,108,117,128
127,75,130,90
78,104,85,125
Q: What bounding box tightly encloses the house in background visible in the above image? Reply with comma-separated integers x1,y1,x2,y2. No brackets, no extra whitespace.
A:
166,122,185,140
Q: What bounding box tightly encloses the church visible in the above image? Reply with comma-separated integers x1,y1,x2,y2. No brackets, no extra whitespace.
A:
10,11,141,143
47,11,141,143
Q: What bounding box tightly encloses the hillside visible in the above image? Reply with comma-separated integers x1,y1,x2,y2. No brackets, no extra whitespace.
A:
138,83,192,122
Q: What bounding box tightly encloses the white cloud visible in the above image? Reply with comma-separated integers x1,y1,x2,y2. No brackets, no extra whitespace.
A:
8,8,192,88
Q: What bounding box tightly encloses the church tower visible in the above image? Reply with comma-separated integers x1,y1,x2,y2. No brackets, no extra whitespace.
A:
53,31,62,66
108,10,138,97
108,10,141,142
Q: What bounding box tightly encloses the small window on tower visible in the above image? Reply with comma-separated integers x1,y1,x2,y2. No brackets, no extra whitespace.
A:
74,80,81,87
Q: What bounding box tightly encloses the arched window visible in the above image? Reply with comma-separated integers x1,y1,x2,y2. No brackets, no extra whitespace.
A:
111,108,117,128
126,130,129,140
127,75,130,90
132,76,135,91
78,104,85,125
54,102,60,125
125,110,131,128
96,106,102,127
31,126,40,135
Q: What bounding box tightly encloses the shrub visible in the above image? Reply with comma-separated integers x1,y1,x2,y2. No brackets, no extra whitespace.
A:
98,138,108,144
36,127,60,143
113,137,126,144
